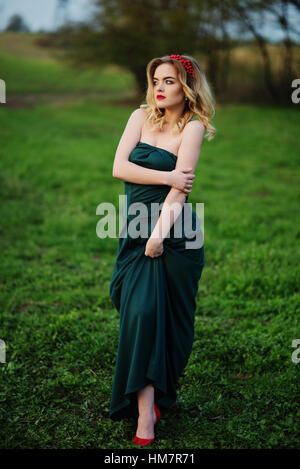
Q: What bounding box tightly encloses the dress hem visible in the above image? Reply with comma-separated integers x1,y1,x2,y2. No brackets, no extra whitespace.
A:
109,375,176,421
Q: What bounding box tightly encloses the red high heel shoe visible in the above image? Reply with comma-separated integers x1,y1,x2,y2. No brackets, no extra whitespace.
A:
133,404,161,447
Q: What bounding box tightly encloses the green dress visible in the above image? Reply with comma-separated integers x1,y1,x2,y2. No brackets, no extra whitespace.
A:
109,141,205,421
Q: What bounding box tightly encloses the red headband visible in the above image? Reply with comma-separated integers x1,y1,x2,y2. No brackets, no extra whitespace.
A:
169,54,195,78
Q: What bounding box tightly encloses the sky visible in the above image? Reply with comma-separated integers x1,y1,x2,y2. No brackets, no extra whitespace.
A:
0,0,299,43
0,0,95,32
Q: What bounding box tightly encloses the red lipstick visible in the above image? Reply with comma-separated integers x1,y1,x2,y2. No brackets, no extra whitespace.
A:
157,95,166,100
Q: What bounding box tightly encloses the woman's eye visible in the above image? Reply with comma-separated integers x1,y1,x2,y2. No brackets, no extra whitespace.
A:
153,81,173,85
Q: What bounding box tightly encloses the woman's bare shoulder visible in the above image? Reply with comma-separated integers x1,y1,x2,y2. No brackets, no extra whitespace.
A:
184,119,205,133
178,119,205,156
131,107,148,119
125,108,147,129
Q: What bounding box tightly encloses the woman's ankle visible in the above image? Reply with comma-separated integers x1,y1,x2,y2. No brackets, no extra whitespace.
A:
139,408,154,417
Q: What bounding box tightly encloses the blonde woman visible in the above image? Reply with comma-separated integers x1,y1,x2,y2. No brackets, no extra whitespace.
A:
109,54,216,447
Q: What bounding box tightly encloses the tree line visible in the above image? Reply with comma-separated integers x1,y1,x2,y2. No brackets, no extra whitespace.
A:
34,0,300,104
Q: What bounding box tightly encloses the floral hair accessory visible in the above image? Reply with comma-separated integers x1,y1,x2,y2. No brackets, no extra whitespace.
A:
169,54,195,78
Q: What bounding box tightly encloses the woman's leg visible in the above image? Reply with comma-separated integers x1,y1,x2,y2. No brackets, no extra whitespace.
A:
135,384,157,438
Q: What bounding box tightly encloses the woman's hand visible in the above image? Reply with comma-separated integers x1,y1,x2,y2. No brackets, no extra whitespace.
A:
145,237,164,258
168,168,196,194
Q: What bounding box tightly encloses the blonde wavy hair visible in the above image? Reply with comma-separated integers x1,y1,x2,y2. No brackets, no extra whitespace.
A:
140,54,216,141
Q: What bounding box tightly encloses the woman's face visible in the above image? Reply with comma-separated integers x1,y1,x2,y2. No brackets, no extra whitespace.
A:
152,63,185,109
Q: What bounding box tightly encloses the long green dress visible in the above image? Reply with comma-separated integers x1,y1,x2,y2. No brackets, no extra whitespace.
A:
109,141,205,421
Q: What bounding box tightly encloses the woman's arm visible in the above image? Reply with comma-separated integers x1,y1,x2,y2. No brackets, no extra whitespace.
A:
114,158,171,186
112,108,170,185
148,121,205,245
112,109,195,193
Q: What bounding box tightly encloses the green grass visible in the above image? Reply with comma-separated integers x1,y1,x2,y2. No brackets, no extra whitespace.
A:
1,99,299,449
0,33,300,448
0,51,134,94
0,33,134,95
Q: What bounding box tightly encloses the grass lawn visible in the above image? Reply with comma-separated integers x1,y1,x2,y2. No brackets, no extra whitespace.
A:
0,33,300,449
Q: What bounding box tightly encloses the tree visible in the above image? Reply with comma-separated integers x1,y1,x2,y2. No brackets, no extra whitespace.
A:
39,0,221,98
5,14,30,32
228,0,300,104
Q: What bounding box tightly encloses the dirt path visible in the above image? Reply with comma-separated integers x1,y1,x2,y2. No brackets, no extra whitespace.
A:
4,91,140,109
